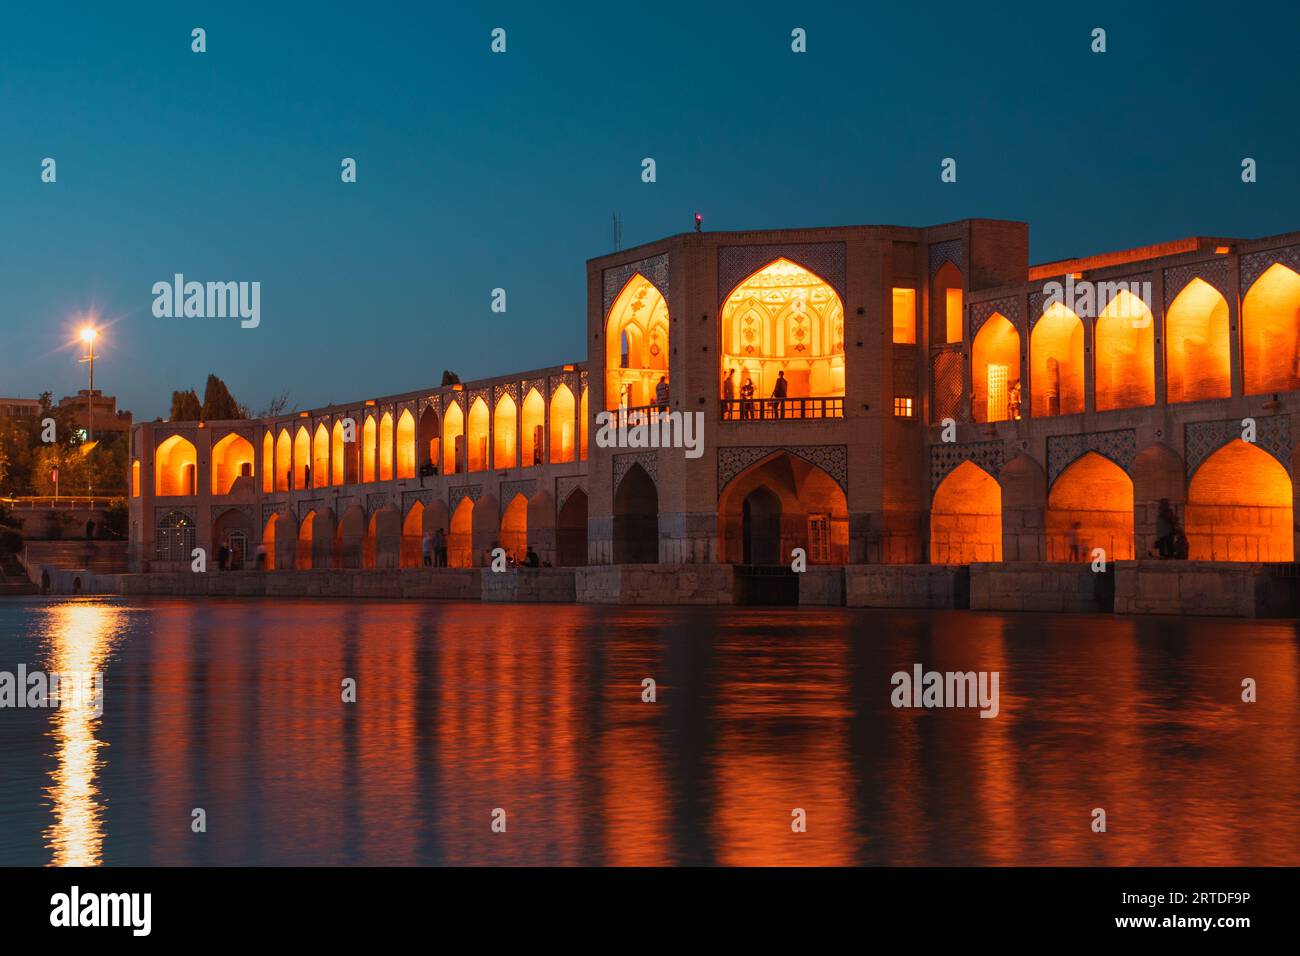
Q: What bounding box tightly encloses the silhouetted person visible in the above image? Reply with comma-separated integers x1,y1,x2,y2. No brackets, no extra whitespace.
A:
771,370,788,418
218,538,230,571
740,375,754,419
1067,521,1083,562
421,532,433,567
303,464,310,488
722,369,736,419
655,375,669,407
1155,498,1176,559
84,518,95,540
433,528,447,568
523,544,540,568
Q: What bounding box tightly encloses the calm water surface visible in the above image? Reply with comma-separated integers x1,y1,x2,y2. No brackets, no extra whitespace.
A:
0,597,1297,866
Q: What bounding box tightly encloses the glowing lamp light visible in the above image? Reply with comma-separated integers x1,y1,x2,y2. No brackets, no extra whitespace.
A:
694,213,703,232
79,326,98,344
1215,245,1231,255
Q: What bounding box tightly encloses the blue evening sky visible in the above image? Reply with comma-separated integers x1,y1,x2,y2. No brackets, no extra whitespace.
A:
2,1,1297,418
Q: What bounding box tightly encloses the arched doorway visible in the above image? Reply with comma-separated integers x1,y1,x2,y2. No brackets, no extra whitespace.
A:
1242,262,1300,395
1186,440,1293,561
1095,289,1155,410
211,433,255,495
1165,278,1230,403
930,460,1002,563
213,507,254,569
605,274,669,409
613,464,658,564
741,486,782,564
155,435,198,496
1030,302,1085,417
448,497,474,567
717,452,847,565
971,314,1020,423
500,494,527,563
418,405,440,475
557,489,588,567
1047,452,1133,562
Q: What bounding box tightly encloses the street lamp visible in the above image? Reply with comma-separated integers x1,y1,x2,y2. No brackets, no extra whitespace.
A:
78,326,97,442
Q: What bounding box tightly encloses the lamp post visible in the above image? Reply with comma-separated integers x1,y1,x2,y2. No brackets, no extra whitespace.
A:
78,326,98,498
79,326,97,442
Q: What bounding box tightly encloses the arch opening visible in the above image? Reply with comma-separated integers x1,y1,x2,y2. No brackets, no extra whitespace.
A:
467,398,490,472
1165,278,1230,403
605,274,669,409
557,489,588,567
971,314,1021,423
1186,440,1293,561
155,435,198,497
1047,452,1133,562
1030,302,1085,417
210,433,254,496
1095,289,1155,411
613,464,659,564
930,460,1002,563
521,389,544,467
717,452,848,565
493,394,517,469
396,409,416,479
1242,262,1300,395
443,403,464,475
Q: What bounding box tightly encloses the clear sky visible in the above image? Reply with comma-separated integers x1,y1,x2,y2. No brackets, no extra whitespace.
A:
2,0,1297,419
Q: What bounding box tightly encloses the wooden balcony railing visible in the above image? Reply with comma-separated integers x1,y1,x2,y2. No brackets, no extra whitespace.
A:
719,397,843,421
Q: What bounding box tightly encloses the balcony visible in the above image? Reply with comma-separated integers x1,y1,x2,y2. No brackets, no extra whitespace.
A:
719,397,843,421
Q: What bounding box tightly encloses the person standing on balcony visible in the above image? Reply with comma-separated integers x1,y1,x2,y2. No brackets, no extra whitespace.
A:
655,375,669,407
771,370,788,419
722,369,735,419
739,374,754,419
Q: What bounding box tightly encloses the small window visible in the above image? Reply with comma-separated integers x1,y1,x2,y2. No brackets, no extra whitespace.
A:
945,288,963,344
892,288,917,344
893,396,914,418
807,514,830,563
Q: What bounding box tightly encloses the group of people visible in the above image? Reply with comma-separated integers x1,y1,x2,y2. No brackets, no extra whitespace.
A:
721,368,788,419
216,537,261,570
420,529,450,567
1152,498,1189,560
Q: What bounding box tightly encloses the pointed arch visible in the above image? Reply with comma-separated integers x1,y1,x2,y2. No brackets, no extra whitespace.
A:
579,387,589,461
1186,439,1293,560
1047,452,1133,561
1242,262,1300,395
418,404,440,475
442,402,464,475
276,428,292,491
971,313,1020,423
155,435,198,496
402,501,425,567
467,397,490,472
500,493,528,563
719,258,845,408
1165,278,1230,403
331,420,347,485
362,415,377,482
1031,302,1085,416
379,412,394,480
213,507,254,569
521,388,545,467
210,433,254,495
312,423,329,488
298,510,316,569
293,426,310,489
336,505,366,568
930,460,1002,563
261,431,274,493
716,450,847,565
448,497,474,567
605,273,670,408
368,505,401,569
550,384,576,463
1095,289,1155,410
557,488,589,566
396,409,416,479
493,393,517,469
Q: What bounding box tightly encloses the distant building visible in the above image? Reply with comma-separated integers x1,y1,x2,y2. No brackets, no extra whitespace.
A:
57,390,132,437
0,397,42,420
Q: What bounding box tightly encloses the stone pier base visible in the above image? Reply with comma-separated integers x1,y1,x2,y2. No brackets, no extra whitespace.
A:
799,566,845,605
481,567,577,603
575,564,735,605
845,564,969,609
970,562,1112,613
1114,561,1300,617
102,568,483,600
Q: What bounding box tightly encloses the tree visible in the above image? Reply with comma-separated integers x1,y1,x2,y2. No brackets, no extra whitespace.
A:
201,374,242,421
255,390,294,418
440,370,461,387
170,389,202,421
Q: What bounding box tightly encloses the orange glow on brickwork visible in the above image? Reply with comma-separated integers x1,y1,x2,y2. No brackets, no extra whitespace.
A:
972,314,1020,423
930,461,1002,563
1165,278,1230,403
1047,452,1133,561
1030,302,1085,417
211,433,254,495
605,274,669,409
1095,290,1155,411
1186,440,1293,560
154,435,197,496
1242,263,1300,395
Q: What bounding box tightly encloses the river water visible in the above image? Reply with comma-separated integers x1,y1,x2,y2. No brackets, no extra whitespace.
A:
0,597,1296,866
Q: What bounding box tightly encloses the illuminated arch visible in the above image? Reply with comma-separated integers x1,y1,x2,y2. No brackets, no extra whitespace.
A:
275,429,292,491
501,493,528,562
1186,440,1293,560
550,383,576,463
131,459,141,497
521,388,544,467
448,497,474,567
971,314,1020,423
1242,262,1300,395
417,405,440,473
396,409,416,479
155,435,198,496
442,402,464,475
467,397,490,472
1030,302,1085,417
557,488,588,566
401,501,425,567
362,415,377,482
1047,452,1133,561
336,505,366,568
1165,278,1230,403
720,258,845,408
1095,289,1155,410
293,426,310,489
932,260,964,345
312,423,329,488
605,274,669,408
331,420,346,485
579,387,589,461
930,461,1002,563
493,393,517,469
211,432,255,495
297,510,315,569
379,412,394,481
717,451,847,565
261,432,274,493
